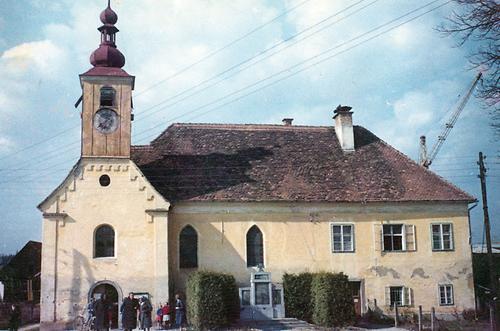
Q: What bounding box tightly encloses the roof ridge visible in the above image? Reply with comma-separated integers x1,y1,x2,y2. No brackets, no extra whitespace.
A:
171,122,333,129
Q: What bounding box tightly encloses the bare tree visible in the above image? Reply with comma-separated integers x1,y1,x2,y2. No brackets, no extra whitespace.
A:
438,0,499,109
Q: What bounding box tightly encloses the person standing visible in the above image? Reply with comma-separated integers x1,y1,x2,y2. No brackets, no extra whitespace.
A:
120,292,138,331
156,304,163,329
162,302,171,329
93,294,110,331
8,304,20,331
139,296,153,331
174,294,185,328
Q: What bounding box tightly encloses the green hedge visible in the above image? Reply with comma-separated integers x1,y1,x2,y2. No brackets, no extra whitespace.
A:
283,272,313,321
311,272,355,327
283,272,355,327
186,270,239,330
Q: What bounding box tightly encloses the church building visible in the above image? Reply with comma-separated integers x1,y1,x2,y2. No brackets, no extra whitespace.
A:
38,3,476,330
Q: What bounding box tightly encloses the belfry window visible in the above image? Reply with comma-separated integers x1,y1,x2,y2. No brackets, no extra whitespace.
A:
94,225,115,258
179,225,198,268
100,86,115,107
246,225,264,267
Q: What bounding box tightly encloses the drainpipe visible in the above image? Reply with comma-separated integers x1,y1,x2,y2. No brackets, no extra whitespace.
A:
468,201,478,318
53,218,59,323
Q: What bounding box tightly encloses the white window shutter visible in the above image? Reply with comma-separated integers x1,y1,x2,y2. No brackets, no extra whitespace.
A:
403,287,412,306
405,224,416,251
373,223,383,252
450,224,454,250
385,286,391,306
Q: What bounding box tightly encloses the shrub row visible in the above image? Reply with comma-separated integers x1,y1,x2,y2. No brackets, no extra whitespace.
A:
283,271,355,327
186,270,239,330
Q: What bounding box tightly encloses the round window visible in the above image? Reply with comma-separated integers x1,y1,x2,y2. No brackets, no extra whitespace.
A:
99,174,111,187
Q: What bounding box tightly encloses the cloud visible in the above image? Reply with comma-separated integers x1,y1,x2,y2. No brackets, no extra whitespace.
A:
1,40,67,76
0,136,14,154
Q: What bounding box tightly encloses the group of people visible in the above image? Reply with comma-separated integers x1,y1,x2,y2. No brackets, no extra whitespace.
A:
155,301,171,329
120,292,154,331
87,292,185,330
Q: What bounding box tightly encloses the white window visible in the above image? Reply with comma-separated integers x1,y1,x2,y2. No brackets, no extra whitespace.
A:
382,224,416,252
385,286,412,307
439,284,454,306
331,224,354,252
432,224,454,251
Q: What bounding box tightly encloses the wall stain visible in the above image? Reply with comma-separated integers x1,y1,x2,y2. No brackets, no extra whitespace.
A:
446,272,459,281
411,267,430,279
458,267,468,275
370,266,400,279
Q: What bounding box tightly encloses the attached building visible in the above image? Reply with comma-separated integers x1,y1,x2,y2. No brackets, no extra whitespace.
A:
38,3,476,330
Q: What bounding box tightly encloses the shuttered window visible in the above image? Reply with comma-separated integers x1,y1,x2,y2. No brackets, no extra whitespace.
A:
94,225,115,258
247,225,264,267
382,224,416,252
179,225,198,268
385,286,412,307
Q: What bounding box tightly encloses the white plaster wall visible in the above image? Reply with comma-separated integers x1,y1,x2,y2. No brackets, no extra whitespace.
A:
169,201,475,315
39,158,169,328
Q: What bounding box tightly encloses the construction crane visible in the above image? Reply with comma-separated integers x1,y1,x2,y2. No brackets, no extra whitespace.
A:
419,72,482,168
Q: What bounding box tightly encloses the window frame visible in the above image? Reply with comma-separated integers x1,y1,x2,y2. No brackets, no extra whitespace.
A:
100,86,116,107
431,223,454,251
179,225,198,269
386,286,412,307
93,224,116,259
438,284,454,306
246,225,264,268
330,223,355,253
383,224,406,252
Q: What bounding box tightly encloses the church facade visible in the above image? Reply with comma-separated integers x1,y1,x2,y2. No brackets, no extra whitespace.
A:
38,3,476,330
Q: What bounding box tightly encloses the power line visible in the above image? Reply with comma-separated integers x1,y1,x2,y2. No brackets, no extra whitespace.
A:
133,0,313,98
0,0,449,173
134,0,378,123
135,0,451,143
0,0,313,162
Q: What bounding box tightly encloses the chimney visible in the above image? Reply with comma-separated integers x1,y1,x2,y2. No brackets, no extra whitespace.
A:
282,118,293,126
333,105,354,152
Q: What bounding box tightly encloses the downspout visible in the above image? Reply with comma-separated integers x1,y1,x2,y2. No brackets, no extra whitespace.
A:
53,218,59,323
468,201,478,318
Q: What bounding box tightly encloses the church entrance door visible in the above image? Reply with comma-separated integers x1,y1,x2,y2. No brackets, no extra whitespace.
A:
91,282,119,329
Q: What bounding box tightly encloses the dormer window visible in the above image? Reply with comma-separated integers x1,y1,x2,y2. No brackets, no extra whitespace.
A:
100,86,115,106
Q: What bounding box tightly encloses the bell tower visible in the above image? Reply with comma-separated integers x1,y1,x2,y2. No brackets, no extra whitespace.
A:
80,0,135,158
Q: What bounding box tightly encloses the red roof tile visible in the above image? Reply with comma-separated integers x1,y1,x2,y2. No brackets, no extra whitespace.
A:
131,123,475,203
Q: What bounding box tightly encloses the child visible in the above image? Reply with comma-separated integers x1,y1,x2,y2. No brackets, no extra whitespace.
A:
161,302,171,329
156,304,163,329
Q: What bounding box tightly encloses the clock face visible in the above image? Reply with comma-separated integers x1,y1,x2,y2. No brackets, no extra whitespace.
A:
94,108,119,134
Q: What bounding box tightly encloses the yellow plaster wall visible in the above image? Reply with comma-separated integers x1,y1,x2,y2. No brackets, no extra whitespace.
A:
39,158,169,327
168,201,475,315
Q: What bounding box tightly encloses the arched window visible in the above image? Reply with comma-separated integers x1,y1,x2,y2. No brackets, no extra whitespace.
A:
100,86,115,107
94,225,115,258
179,225,198,268
247,225,264,267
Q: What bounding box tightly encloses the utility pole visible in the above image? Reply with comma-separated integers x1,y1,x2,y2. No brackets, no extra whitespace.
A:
478,152,498,331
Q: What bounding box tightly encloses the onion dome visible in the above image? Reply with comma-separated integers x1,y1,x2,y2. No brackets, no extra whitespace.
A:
100,2,118,25
89,0,125,68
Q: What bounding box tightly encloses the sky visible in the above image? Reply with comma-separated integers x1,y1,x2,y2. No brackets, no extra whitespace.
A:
0,0,498,254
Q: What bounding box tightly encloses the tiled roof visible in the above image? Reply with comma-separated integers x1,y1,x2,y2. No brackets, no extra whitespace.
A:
131,123,475,203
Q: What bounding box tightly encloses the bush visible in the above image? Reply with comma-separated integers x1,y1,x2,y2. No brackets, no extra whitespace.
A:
283,272,313,322
186,270,239,330
311,272,355,327
283,272,355,327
